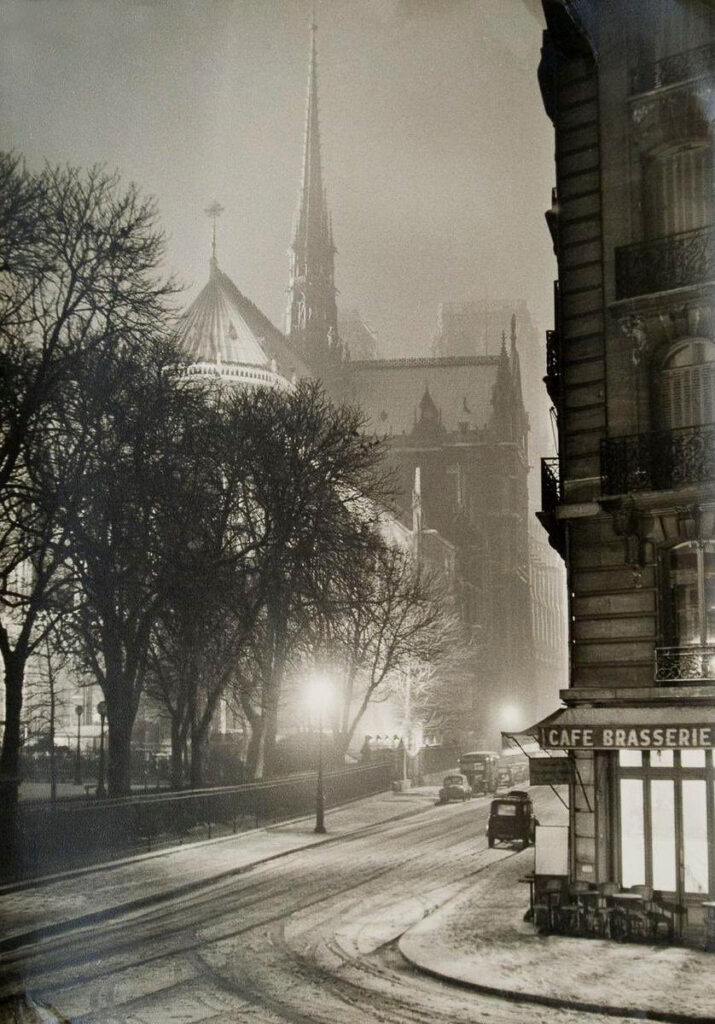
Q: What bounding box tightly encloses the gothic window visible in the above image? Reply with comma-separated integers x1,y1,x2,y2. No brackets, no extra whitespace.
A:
659,339,715,430
644,142,713,240
660,541,715,648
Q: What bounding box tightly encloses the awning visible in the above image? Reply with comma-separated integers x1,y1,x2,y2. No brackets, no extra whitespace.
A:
527,705,715,751
501,708,567,747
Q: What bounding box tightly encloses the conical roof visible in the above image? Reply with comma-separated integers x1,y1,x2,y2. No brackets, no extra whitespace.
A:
176,258,310,384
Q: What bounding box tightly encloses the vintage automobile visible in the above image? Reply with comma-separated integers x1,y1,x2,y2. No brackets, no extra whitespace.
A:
486,791,537,848
437,772,472,804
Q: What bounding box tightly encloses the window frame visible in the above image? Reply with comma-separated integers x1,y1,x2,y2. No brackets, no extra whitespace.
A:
617,749,715,899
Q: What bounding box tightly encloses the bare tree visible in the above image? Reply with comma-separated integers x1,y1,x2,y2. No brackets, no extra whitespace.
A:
0,157,174,820
57,338,212,796
328,546,457,761
227,381,392,778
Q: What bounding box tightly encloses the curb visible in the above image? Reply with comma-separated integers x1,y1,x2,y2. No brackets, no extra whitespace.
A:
399,941,712,1024
0,800,432,954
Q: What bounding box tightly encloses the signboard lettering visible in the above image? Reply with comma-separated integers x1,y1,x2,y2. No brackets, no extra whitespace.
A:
529,756,571,786
539,724,715,749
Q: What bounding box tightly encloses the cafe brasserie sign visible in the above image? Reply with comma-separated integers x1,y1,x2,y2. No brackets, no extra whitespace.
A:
539,724,715,750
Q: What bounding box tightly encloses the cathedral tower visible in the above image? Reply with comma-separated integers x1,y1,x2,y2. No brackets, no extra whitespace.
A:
286,16,343,383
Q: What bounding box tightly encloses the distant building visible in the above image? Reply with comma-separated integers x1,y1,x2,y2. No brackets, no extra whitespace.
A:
171,15,567,754
276,16,566,749
536,0,715,945
338,309,380,361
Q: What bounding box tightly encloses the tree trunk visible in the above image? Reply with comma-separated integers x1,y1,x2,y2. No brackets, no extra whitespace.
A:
0,652,26,785
106,708,134,796
245,717,264,780
189,725,206,789
170,717,183,790
0,653,25,871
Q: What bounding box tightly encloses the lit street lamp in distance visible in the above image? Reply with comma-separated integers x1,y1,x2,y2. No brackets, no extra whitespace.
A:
500,703,522,735
306,674,332,834
96,700,107,798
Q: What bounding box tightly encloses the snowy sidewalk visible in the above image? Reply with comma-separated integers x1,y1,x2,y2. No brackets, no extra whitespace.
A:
0,786,436,950
400,849,715,1023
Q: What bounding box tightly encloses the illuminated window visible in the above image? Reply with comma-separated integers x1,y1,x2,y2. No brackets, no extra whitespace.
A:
618,750,714,897
620,779,646,887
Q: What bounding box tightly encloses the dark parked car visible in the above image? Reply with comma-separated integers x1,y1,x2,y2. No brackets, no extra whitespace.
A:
438,772,472,804
486,791,538,848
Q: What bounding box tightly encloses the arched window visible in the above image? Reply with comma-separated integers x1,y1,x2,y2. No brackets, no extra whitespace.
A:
661,540,715,647
659,339,715,430
644,142,713,239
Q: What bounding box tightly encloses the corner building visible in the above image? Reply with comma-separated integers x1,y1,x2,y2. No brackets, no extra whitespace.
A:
538,0,715,940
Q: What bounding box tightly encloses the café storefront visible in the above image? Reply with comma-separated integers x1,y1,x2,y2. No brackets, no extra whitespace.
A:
530,705,715,943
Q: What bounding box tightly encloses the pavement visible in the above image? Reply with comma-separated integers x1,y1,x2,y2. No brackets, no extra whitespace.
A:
2,785,715,1023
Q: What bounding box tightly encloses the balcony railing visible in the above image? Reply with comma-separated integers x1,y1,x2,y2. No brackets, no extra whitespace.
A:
655,646,715,684
615,226,715,300
631,43,715,94
544,330,561,404
541,457,561,515
601,423,715,496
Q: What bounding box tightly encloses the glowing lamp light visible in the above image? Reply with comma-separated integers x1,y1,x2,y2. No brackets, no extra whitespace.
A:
306,674,332,711
501,704,521,731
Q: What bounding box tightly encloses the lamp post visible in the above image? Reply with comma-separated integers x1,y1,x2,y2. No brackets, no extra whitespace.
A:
96,700,107,798
308,675,330,834
74,704,83,786
315,703,326,834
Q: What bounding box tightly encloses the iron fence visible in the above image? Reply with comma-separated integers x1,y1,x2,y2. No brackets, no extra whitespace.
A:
601,423,715,496
12,761,393,880
541,457,561,515
655,646,715,684
615,226,714,300
630,43,715,94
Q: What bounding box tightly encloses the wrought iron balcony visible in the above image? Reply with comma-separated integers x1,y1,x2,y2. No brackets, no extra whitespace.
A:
544,330,560,404
601,423,715,496
541,457,561,514
655,646,715,684
615,226,715,300
631,43,715,95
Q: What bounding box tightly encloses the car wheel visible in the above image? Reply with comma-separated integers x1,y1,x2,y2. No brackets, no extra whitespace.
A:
488,836,494,848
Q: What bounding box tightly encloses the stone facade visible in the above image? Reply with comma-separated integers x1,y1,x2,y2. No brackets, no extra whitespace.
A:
538,0,715,941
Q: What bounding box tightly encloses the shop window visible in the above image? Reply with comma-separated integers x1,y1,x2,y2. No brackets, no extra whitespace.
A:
682,780,709,894
659,340,715,431
618,750,715,898
620,778,646,887
644,143,712,239
619,750,643,767
651,749,674,767
651,779,677,891
661,541,715,647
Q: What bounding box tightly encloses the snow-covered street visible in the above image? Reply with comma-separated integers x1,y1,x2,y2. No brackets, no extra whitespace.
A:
1,786,689,1024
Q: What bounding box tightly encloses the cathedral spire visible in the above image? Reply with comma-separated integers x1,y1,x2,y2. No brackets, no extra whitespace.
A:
286,11,342,384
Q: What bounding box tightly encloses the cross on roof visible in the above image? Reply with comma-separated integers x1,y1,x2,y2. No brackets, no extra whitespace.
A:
205,201,224,261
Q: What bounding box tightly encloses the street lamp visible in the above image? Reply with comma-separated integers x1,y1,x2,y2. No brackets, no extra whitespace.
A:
96,700,107,798
501,704,521,733
307,675,331,834
74,704,83,786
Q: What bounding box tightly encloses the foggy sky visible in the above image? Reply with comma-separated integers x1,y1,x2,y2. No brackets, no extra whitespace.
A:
0,0,554,361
